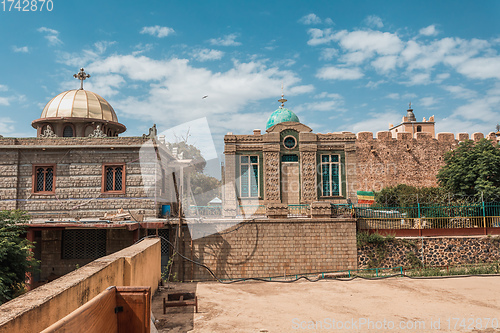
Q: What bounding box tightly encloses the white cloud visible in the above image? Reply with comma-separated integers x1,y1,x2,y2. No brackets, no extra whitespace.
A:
435,73,450,82
0,97,10,106
364,15,384,29
87,55,311,137
320,48,338,61
306,25,498,86
337,30,403,56
420,96,439,107
0,85,8,92
306,28,337,46
419,25,438,36
209,34,241,46
314,92,343,99
456,57,500,80
192,49,224,61
94,41,116,54
0,117,16,135
12,46,29,53
38,27,62,46
140,25,175,38
347,111,401,134
371,55,398,73
437,85,500,134
386,93,400,100
365,80,386,88
316,66,364,80
299,13,322,25
78,74,125,97
406,72,431,85
295,100,345,113
443,85,477,99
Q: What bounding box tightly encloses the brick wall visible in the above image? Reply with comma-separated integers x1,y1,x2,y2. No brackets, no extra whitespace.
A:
178,218,357,281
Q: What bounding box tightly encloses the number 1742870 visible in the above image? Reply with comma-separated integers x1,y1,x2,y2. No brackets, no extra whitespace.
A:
1,0,53,11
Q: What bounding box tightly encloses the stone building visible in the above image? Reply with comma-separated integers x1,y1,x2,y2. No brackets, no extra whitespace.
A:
223,96,499,216
0,69,192,284
389,103,435,138
223,96,357,217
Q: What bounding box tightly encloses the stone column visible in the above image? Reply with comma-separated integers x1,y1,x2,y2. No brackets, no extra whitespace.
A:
263,151,280,203
300,147,317,204
223,142,238,217
299,133,318,204
344,144,357,202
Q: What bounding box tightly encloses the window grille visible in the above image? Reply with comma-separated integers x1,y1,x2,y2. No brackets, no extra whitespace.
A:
62,229,106,259
321,154,340,197
147,229,169,254
33,165,55,193
240,155,259,197
102,164,125,193
281,154,298,162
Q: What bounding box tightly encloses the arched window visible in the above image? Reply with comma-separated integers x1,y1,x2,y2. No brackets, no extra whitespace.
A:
63,125,74,137
416,125,422,132
85,125,94,137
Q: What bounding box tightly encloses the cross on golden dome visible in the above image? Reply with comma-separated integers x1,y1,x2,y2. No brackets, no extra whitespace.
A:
73,68,91,90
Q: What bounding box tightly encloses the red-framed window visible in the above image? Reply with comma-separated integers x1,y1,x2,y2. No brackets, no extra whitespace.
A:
101,164,126,194
32,164,56,194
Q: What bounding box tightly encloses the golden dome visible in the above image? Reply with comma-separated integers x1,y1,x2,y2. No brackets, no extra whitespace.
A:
40,89,119,122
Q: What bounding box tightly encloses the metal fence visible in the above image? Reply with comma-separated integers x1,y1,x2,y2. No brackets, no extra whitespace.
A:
186,206,222,217
288,204,310,217
356,202,500,230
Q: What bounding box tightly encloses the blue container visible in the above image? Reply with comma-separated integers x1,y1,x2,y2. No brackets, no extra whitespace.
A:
161,205,171,217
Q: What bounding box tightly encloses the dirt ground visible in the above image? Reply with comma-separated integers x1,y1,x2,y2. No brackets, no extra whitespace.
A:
152,276,500,332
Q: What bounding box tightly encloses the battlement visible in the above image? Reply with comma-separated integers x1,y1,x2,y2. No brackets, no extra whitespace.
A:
356,131,498,143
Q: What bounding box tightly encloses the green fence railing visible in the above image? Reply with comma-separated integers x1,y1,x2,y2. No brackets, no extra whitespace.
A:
355,202,500,229
288,204,310,217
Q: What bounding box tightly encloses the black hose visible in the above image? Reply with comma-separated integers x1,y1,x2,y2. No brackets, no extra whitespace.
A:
135,235,500,284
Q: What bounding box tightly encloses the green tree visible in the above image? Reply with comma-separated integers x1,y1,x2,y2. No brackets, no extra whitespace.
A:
437,138,500,202
167,141,222,206
375,184,449,206
0,210,38,304
167,141,206,172
191,172,222,206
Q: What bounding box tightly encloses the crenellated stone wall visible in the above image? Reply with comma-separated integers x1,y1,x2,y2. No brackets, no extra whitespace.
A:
352,131,499,193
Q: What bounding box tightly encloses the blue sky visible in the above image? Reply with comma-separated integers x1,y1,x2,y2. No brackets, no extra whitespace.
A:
1,0,500,161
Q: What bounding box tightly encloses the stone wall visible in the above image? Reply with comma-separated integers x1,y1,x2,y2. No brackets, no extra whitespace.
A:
178,218,357,281
353,131,497,193
38,228,135,281
0,136,179,219
358,236,500,269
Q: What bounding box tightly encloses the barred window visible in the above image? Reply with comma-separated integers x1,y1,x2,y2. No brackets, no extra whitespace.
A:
102,164,126,193
240,155,259,197
321,155,341,197
32,165,56,194
61,229,106,259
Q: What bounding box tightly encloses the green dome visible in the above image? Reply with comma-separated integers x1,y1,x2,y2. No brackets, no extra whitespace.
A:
266,107,300,130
